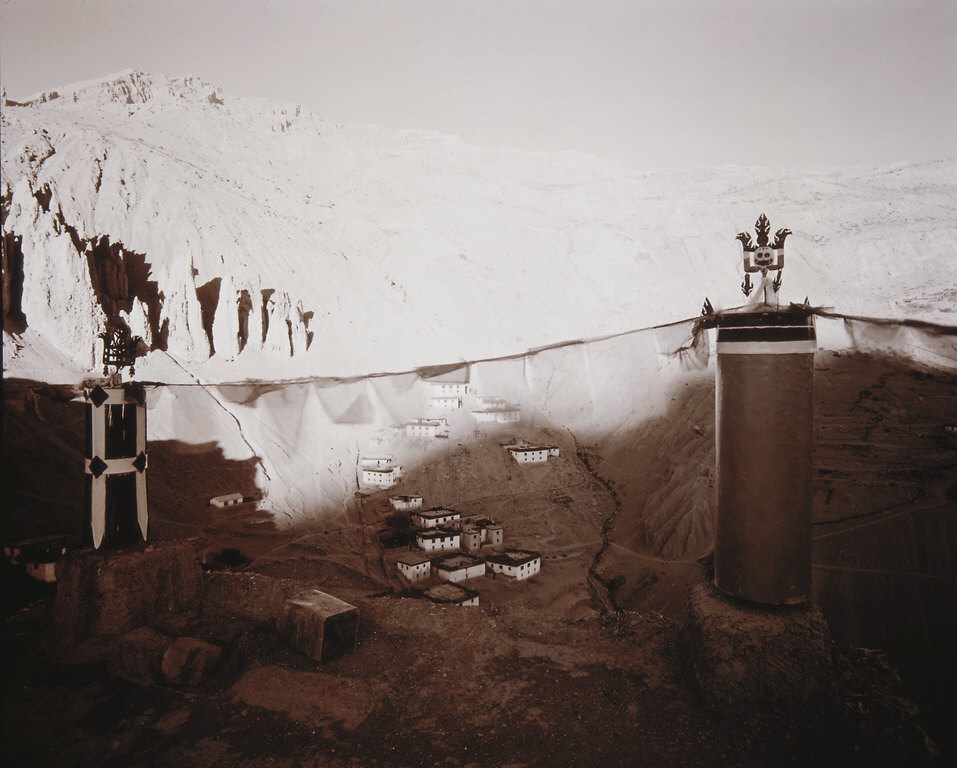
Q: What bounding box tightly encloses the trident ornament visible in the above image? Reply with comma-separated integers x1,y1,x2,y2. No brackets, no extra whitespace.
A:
99,326,144,377
736,213,791,303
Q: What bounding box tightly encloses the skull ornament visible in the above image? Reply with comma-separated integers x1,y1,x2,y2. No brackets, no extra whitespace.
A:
753,246,775,268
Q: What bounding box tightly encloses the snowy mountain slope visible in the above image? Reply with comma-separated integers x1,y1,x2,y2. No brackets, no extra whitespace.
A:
3,70,956,531
3,70,956,380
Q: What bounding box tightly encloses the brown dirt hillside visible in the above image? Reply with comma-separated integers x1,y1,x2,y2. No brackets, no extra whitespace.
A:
2,348,955,765
590,349,957,757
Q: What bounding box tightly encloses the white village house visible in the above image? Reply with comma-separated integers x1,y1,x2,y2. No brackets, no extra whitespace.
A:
389,494,424,512
506,445,559,464
406,418,449,438
486,550,542,581
475,396,507,408
472,404,521,424
360,457,403,488
432,552,486,583
431,395,463,410
413,507,461,529
416,527,461,552
4,534,70,583
395,552,432,582
429,381,469,398
459,518,504,551
210,492,245,507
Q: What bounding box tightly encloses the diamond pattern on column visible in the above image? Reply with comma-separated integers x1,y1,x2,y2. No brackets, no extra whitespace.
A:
89,386,109,407
88,456,108,477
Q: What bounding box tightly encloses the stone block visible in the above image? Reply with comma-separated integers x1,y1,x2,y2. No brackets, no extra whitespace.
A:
277,589,359,663
161,636,222,686
54,541,204,644
109,626,172,685
687,581,831,709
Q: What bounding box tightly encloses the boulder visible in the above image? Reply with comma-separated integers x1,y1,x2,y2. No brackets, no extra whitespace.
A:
109,626,172,685
687,580,831,709
277,589,358,662
161,636,223,686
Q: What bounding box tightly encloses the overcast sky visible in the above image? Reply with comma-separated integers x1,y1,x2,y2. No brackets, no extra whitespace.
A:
1,0,955,167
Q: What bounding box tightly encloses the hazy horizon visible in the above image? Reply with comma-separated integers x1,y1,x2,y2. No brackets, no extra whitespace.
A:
2,0,955,169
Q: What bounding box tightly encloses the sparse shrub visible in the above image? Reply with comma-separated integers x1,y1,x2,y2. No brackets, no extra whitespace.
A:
206,547,250,570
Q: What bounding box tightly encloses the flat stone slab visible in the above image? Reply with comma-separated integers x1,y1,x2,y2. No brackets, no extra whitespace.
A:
687,581,831,708
277,589,359,662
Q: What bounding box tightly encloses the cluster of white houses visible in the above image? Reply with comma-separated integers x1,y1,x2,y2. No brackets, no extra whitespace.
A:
385,492,541,606
395,548,542,589
401,380,522,441
359,440,559,489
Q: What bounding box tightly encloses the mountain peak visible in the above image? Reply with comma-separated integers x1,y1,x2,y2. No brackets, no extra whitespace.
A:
9,69,222,108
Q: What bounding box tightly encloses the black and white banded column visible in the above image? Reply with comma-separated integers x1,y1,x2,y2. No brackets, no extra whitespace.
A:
713,308,816,604
84,383,148,549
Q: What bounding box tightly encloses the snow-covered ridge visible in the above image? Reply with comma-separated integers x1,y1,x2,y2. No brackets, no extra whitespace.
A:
12,69,227,109
3,70,956,382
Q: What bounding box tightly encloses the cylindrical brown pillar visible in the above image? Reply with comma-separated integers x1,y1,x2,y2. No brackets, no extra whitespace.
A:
714,309,815,604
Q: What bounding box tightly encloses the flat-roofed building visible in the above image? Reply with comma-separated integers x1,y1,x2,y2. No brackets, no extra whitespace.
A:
3,534,70,583
395,553,432,582
406,418,449,438
423,581,479,607
458,518,504,552
361,465,402,488
506,445,559,464
486,550,542,581
415,527,460,552
210,492,245,507
432,552,485,583
429,381,469,398
389,494,424,512
413,507,461,529
472,405,521,424
475,395,508,409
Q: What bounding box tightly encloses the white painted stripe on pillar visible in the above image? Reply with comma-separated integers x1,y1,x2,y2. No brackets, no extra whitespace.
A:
90,404,105,460
85,456,140,476
91,476,106,549
89,403,106,547
136,473,148,541
716,340,818,355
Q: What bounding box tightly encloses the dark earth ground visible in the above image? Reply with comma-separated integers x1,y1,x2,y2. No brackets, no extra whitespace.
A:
2,349,955,767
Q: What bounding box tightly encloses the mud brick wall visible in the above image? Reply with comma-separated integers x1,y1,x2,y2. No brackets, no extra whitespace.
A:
203,571,313,623
54,540,204,642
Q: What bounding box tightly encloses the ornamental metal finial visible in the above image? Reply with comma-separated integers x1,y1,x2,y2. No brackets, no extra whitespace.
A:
99,326,144,377
736,213,791,303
